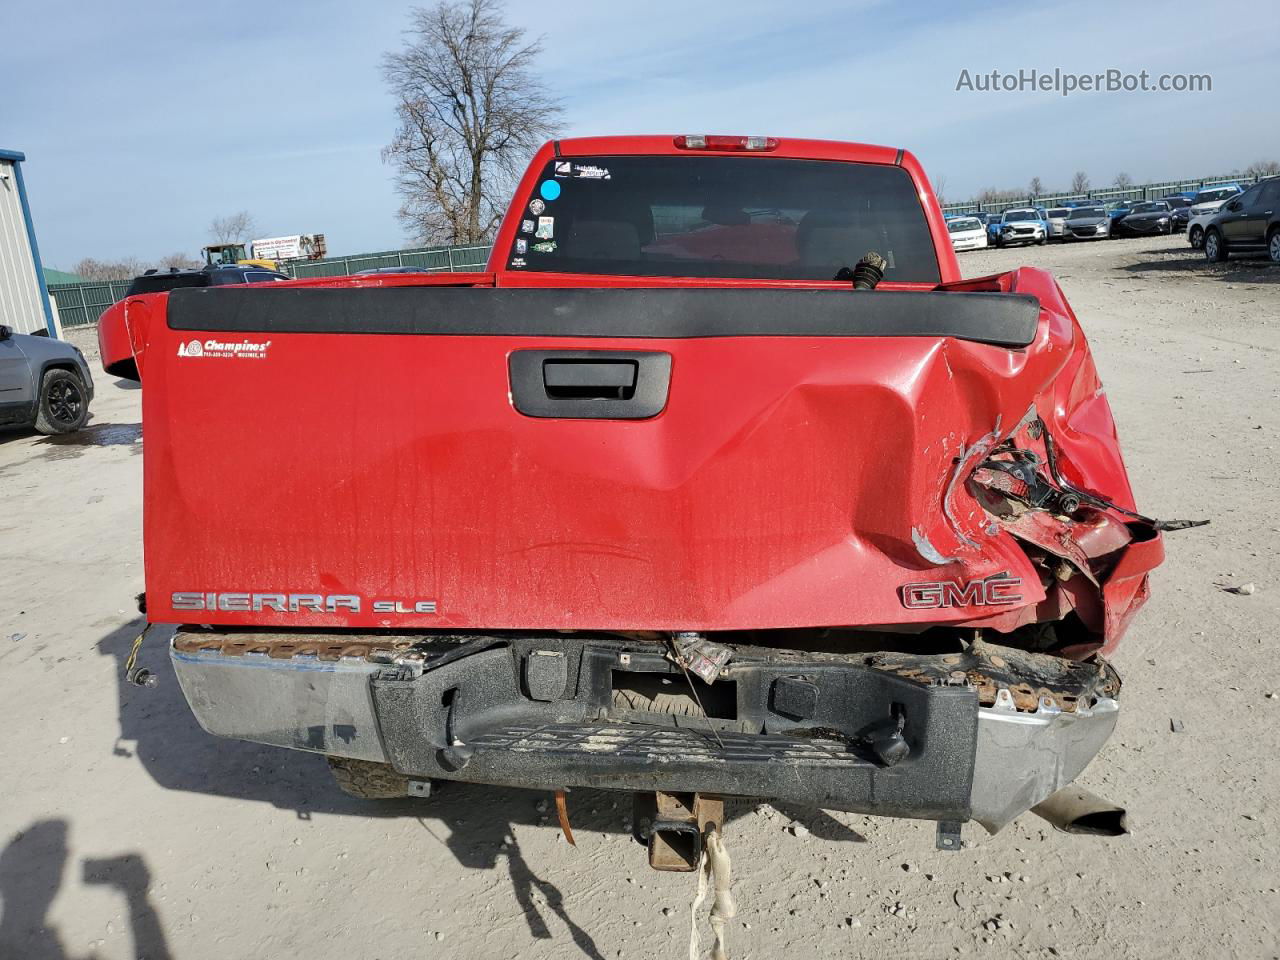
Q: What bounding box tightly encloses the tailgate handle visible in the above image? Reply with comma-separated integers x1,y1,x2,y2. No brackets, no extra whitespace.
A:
510,350,672,419
542,359,638,399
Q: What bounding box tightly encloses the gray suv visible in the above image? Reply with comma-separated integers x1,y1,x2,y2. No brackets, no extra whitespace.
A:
0,325,94,434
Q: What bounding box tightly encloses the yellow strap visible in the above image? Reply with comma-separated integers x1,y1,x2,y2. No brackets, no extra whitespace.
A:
123,631,145,675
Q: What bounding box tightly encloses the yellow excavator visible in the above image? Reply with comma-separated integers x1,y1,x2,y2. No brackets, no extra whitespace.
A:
201,242,278,271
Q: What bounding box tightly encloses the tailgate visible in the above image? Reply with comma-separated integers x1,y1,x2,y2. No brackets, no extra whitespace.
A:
143,285,1047,631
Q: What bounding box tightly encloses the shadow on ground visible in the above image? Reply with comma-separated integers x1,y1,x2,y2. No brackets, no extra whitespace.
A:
96,620,863,956
33,422,142,457
0,424,39,445
0,420,142,457
1121,249,1279,281
0,819,172,960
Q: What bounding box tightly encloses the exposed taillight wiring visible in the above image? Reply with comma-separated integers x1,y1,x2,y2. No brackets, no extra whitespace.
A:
1039,428,1207,532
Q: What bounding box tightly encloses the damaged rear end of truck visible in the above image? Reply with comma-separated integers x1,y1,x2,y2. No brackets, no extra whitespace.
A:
102,135,1176,869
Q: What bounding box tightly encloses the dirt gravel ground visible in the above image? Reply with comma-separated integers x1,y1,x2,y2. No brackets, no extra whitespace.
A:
1,234,1277,960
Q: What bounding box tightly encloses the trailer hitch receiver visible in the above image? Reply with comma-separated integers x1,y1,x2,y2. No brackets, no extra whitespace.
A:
643,791,725,872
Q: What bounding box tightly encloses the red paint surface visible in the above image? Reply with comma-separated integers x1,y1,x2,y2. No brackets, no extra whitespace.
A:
99,137,1160,653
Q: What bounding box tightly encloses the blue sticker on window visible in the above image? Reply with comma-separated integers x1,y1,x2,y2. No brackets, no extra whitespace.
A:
540,179,561,201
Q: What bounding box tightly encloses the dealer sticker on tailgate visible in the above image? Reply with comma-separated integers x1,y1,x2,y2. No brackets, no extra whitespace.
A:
177,338,272,359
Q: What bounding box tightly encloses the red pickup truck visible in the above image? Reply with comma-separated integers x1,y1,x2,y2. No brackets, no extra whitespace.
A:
100,134,1166,869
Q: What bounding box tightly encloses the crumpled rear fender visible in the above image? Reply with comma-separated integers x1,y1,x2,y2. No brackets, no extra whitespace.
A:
98,298,144,381
934,268,1159,655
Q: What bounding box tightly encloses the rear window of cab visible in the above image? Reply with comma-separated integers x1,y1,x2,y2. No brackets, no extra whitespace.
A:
506,155,941,283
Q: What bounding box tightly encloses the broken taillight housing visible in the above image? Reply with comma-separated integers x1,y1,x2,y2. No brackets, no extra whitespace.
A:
971,466,1030,499
972,455,1086,517
673,135,780,152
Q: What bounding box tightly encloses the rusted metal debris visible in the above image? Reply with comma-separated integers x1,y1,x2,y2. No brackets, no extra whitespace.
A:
555,789,576,846
173,629,422,661
872,638,1120,713
175,626,1115,718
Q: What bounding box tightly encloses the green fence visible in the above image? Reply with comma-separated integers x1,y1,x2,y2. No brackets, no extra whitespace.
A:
281,243,492,279
47,244,495,327
47,279,133,328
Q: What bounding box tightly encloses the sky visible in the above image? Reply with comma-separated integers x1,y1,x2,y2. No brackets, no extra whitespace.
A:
4,0,1278,269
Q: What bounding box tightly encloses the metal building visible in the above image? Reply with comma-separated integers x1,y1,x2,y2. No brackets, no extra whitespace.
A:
0,149,56,336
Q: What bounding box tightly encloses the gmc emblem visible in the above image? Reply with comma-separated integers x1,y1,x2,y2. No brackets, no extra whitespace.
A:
900,575,1023,609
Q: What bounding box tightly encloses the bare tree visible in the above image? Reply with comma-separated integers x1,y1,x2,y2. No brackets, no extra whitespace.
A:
976,187,1023,205
382,0,563,245
1029,176,1043,197
209,211,257,244
1244,158,1280,179
932,174,947,207
1070,171,1090,194
1113,172,1133,189
158,251,202,270
73,257,145,281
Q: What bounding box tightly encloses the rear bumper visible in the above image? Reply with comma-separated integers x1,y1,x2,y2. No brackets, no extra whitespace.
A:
171,630,1119,832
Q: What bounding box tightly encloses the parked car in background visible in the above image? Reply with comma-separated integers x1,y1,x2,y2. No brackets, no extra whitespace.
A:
1114,200,1174,237
1103,198,1143,236
1186,185,1245,230
1186,186,1247,249
1062,206,1111,241
994,208,1047,247
0,324,93,435
1044,207,1073,241
126,264,291,295
947,215,988,251
979,213,1004,245
1161,195,1193,232
1187,206,1220,250
1202,177,1280,263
